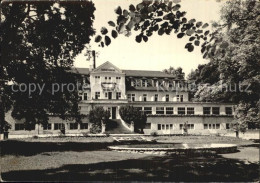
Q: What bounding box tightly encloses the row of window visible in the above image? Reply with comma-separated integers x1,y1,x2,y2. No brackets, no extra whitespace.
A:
127,94,184,102
14,123,88,131
94,76,121,81
204,123,220,129
94,92,121,100
134,106,232,115
131,79,185,88
203,107,232,115
157,124,194,130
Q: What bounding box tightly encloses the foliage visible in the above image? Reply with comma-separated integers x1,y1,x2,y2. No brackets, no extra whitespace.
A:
163,66,185,79
150,131,158,137
0,121,12,133
89,124,101,134
0,1,95,131
119,105,147,131
89,107,110,133
95,0,210,53
191,0,260,131
187,63,220,85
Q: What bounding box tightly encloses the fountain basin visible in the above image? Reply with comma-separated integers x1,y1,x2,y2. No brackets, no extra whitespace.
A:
108,143,238,154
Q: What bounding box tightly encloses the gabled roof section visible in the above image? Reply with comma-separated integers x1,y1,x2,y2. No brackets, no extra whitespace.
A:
92,61,123,73
70,68,90,75
123,69,176,79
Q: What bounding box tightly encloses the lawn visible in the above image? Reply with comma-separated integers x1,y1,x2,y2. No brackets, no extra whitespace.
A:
1,135,259,181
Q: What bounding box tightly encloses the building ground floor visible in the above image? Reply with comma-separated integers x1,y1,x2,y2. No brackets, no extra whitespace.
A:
4,102,238,136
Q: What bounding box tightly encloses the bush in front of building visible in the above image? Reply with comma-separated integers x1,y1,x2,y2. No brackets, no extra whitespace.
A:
119,105,147,133
89,107,110,134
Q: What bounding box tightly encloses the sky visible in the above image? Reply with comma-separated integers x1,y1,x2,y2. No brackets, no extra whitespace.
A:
74,0,224,77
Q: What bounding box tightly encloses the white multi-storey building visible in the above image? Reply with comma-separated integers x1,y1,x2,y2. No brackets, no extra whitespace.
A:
6,61,235,135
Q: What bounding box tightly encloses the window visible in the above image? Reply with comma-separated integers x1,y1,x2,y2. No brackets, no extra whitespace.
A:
178,107,186,115
54,123,65,130
166,124,169,130
95,76,100,82
170,124,173,129
144,107,152,114
212,107,220,115
158,124,161,130
216,124,220,129
15,124,24,131
80,123,88,129
187,107,194,115
176,95,179,101
209,124,212,129
116,92,121,99
135,107,142,111
131,94,135,101
204,124,208,129
156,107,164,114
187,124,194,129
179,124,183,130
105,92,108,98
203,107,211,115
70,123,78,130
83,93,88,100
162,124,165,130
180,95,184,102
225,107,232,115
116,77,121,80
166,94,169,102
166,107,174,114
127,94,131,100
142,79,147,87
78,92,83,100
105,76,107,80
154,94,158,101
226,123,230,129
95,92,100,99
43,123,52,130
144,123,151,129
143,94,147,101
109,77,111,80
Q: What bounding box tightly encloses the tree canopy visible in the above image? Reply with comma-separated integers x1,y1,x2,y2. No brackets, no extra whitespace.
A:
163,66,185,80
189,0,260,130
95,0,211,54
0,1,96,131
88,106,110,133
119,106,147,132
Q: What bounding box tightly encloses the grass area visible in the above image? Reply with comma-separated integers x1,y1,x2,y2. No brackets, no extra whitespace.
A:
1,135,259,181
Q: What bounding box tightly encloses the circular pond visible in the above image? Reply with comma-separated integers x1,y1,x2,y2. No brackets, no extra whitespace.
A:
108,143,238,154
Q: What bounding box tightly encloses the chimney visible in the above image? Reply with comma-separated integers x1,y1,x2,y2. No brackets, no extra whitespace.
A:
89,50,96,72
92,50,96,69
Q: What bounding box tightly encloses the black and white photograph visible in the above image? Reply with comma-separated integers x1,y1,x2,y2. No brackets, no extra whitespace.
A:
0,0,259,182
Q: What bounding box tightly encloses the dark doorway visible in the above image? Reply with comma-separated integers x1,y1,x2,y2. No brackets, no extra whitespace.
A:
108,92,112,99
112,107,116,119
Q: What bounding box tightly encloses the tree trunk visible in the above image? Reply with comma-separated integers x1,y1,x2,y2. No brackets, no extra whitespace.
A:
236,131,239,138
0,80,5,134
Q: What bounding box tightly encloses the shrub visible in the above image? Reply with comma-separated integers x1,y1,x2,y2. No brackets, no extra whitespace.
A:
90,124,101,134
119,105,147,132
82,132,89,137
32,135,38,139
150,131,158,137
89,107,110,132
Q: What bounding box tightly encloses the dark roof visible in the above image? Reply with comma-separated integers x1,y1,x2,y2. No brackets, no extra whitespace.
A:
70,68,90,75
72,67,176,78
123,69,176,78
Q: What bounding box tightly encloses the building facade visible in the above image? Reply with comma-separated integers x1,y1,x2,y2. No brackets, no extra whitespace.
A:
7,61,235,135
